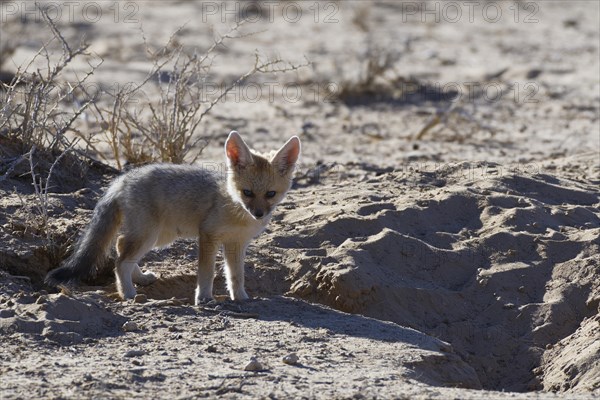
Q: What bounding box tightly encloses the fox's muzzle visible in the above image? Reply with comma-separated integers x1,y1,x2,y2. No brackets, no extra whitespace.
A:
254,209,264,218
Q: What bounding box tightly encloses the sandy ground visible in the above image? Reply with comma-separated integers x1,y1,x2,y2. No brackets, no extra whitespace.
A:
1,1,599,398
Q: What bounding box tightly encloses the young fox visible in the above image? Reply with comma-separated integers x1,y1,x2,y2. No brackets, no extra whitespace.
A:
45,131,301,304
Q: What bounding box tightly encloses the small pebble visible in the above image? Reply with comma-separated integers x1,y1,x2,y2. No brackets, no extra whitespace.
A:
122,321,139,332
206,345,217,353
244,356,265,371
124,350,145,358
134,294,147,304
282,353,299,365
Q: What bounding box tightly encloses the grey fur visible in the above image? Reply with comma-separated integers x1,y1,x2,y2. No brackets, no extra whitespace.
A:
45,163,223,286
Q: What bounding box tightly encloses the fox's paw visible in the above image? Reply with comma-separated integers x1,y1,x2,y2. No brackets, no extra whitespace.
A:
232,289,250,302
195,284,215,306
133,271,158,286
118,285,137,301
195,296,215,306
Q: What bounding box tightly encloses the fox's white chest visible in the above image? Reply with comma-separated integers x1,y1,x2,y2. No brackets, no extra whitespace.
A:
219,218,268,243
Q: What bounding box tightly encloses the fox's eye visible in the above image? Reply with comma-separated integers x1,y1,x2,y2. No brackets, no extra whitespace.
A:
265,191,276,198
243,189,254,197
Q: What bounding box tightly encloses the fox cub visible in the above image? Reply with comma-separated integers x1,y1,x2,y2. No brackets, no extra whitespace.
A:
45,131,301,304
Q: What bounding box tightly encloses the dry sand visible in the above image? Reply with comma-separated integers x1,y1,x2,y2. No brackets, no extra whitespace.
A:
1,1,599,398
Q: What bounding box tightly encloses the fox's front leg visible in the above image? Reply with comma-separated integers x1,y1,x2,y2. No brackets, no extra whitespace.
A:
195,235,219,305
223,242,249,301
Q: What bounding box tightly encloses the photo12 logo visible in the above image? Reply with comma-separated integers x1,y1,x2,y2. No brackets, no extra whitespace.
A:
395,161,541,184
399,1,540,23
198,81,338,105
200,1,340,23
1,2,140,24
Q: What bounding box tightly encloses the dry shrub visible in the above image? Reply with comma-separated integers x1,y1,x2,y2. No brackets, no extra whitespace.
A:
79,23,308,169
0,9,96,153
325,40,427,106
2,10,307,171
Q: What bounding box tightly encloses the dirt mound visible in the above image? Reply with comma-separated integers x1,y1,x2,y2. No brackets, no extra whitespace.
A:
0,140,115,286
541,314,600,392
0,135,114,195
270,159,599,392
0,272,126,345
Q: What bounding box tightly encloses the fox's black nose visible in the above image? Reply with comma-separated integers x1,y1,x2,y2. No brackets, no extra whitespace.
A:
254,210,264,218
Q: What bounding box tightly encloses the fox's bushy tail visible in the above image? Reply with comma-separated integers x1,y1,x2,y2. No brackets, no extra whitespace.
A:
45,190,121,287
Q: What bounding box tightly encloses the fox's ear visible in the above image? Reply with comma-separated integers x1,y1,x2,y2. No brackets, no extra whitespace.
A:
272,136,301,175
225,131,253,167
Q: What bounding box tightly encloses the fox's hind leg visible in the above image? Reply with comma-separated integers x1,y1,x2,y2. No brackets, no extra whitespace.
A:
132,267,158,286
116,234,157,299
117,236,158,285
